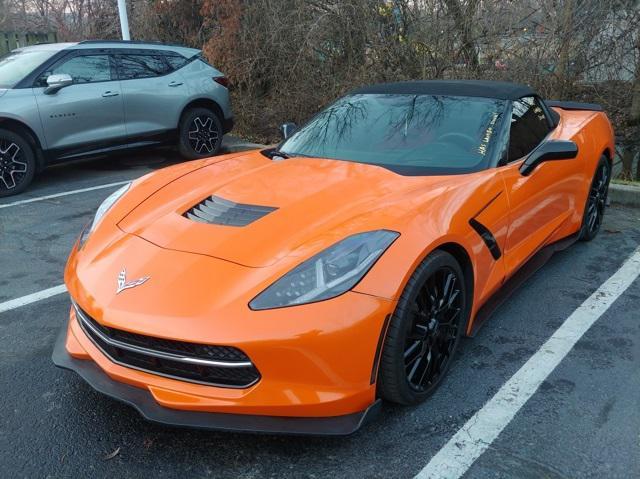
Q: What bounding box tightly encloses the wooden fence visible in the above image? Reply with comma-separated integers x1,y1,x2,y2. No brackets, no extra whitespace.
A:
1,31,58,56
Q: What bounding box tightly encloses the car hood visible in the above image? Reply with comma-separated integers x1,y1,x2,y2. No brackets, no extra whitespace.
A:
118,151,453,267
0,89,7,97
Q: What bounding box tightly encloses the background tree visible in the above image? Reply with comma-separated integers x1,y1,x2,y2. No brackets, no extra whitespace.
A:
2,0,639,178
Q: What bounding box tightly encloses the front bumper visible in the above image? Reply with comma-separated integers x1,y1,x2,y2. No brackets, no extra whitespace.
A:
52,325,381,436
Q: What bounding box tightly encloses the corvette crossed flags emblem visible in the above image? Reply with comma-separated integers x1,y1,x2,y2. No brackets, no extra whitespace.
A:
116,268,150,294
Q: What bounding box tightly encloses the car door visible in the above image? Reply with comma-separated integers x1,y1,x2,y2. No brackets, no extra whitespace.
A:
33,51,125,158
499,96,581,276
115,50,186,140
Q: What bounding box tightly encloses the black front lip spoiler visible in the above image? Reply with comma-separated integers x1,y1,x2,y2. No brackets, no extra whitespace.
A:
51,326,381,436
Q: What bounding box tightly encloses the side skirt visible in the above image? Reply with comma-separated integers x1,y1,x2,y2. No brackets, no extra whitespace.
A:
43,129,178,165
468,232,580,337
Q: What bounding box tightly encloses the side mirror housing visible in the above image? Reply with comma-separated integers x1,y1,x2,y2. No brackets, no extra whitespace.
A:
519,140,578,176
44,74,73,95
279,122,297,140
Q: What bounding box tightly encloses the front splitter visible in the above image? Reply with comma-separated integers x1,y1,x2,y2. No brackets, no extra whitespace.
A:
51,326,381,436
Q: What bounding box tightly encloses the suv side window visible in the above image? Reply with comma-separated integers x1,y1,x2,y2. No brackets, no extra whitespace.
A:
164,54,189,71
508,96,551,162
118,54,171,80
39,54,112,86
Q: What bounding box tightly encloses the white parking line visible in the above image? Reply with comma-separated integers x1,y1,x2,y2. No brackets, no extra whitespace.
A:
416,248,640,479
0,180,130,209
0,285,67,314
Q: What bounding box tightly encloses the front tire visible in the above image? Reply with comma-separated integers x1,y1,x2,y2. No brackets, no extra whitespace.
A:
0,128,36,197
178,107,223,159
579,156,611,242
378,250,468,405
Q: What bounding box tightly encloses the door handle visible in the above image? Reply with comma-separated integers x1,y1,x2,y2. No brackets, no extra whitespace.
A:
168,81,183,87
102,91,119,97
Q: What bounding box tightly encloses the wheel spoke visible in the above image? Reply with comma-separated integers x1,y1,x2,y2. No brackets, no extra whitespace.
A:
407,353,424,382
0,172,16,189
417,350,433,387
1,142,20,159
404,340,421,359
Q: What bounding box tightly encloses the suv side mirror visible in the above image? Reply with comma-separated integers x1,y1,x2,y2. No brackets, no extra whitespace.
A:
279,122,297,140
519,140,578,176
44,74,73,95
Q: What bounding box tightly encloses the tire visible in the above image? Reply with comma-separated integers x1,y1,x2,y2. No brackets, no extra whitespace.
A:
178,107,223,159
377,250,469,405
579,155,611,242
0,128,37,198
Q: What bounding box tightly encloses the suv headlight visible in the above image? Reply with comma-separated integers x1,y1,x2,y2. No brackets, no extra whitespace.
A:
250,230,399,310
79,182,130,247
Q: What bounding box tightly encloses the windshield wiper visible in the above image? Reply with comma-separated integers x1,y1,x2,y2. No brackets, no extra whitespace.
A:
261,149,314,160
261,148,290,159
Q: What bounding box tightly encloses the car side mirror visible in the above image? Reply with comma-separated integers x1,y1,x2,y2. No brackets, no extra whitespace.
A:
519,140,578,176
44,74,73,95
279,122,297,140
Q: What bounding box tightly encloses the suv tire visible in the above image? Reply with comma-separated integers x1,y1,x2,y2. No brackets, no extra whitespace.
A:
178,108,223,159
0,128,37,198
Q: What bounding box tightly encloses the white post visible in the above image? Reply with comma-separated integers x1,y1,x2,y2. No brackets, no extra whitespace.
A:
117,0,131,40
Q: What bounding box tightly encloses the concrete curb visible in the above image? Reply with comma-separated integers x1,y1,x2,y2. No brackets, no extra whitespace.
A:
223,142,264,153
609,183,640,208
220,134,266,154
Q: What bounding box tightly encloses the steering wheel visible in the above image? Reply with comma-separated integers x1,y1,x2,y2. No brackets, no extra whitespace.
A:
435,132,477,151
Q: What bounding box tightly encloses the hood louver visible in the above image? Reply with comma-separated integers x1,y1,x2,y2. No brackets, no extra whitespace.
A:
184,195,277,227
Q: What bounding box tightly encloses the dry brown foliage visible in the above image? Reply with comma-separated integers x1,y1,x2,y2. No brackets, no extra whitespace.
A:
3,0,640,176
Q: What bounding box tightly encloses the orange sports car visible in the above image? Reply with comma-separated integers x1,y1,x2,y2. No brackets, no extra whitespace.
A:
53,80,614,435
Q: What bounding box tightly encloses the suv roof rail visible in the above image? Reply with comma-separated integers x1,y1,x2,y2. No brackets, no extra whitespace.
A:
77,39,192,49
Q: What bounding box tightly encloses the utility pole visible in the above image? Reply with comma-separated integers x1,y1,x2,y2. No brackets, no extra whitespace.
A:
117,0,131,40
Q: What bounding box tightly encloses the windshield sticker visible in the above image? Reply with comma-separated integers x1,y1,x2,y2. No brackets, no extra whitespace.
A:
477,112,499,156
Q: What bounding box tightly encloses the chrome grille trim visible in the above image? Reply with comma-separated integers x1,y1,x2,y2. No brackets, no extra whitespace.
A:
73,302,260,388
184,195,277,226
73,303,252,368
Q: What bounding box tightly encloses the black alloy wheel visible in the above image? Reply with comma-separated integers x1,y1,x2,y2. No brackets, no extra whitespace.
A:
0,128,36,197
179,107,223,159
403,267,463,392
378,250,468,405
580,156,611,241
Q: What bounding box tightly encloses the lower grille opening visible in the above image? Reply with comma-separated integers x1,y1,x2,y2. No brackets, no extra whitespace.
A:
74,303,260,388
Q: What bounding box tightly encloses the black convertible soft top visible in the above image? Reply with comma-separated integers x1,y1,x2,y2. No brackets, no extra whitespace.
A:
352,80,536,100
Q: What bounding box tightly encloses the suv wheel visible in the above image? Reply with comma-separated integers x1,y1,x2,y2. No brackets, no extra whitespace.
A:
0,128,36,198
178,108,223,159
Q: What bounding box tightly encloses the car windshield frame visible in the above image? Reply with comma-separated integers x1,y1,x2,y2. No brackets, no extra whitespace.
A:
279,93,509,176
0,49,60,89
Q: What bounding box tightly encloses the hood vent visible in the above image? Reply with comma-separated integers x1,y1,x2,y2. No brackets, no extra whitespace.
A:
184,195,277,227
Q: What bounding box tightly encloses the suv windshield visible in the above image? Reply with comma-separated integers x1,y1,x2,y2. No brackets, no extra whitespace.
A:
280,94,507,175
0,50,58,88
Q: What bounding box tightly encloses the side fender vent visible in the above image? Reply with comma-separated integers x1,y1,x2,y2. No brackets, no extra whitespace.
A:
184,195,277,227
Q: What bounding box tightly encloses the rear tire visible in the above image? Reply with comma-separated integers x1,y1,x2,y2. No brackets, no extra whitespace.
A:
579,156,611,242
377,250,469,405
0,128,36,197
178,107,223,159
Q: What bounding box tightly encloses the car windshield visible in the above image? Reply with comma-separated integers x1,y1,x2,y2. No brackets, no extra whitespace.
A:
0,50,58,88
280,94,507,175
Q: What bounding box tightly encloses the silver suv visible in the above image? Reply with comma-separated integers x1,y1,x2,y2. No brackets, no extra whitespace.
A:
0,40,233,196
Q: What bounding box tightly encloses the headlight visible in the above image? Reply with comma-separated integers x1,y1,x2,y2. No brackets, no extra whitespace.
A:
79,182,130,247
250,230,399,310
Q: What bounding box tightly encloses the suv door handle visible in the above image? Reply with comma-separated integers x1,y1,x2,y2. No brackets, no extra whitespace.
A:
102,91,119,97
168,81,183,87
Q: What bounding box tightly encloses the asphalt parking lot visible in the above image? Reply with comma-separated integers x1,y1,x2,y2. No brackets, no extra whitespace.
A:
1,142,639,478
